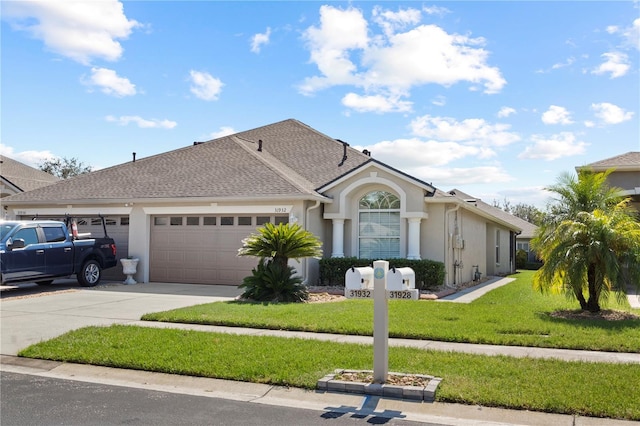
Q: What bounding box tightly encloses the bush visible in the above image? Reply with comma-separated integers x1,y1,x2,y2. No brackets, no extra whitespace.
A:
516,249,528,269
318,257,445,290
239,261,309,303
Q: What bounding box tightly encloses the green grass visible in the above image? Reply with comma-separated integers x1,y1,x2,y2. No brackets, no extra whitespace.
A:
19,325,640,421
142,271,640,352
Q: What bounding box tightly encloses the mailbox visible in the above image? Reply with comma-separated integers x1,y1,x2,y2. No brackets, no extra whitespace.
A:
345,266,374,290
387,267,415,290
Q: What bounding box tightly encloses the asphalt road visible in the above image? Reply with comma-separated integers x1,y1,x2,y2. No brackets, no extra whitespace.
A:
1,371,439,426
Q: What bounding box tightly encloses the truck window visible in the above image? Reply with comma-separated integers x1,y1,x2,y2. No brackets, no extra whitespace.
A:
43,226,67,243
13,228,39,246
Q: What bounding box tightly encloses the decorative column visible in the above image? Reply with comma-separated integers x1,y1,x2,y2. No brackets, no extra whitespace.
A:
331,218,345,258
407,217,421,260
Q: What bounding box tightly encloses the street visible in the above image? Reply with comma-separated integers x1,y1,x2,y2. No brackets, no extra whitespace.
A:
1,371,437,426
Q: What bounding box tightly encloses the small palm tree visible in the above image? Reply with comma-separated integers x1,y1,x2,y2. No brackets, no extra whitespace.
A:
237,222,323,302
532,169,640,312
238,222,323,270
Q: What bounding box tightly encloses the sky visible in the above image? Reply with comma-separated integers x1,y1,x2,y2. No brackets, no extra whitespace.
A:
1,1,639,210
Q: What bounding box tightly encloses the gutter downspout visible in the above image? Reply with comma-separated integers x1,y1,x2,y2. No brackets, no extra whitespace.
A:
303,200,322,285
444,204,460,287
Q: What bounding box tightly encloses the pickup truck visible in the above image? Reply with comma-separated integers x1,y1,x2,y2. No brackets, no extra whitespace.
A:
0,218,118,287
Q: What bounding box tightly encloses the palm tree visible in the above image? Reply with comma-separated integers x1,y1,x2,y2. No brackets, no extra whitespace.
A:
238,222,323,270
237,222,323,302
532,169,640,312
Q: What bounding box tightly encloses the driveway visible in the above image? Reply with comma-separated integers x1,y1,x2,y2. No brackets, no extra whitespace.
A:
0,280,241,356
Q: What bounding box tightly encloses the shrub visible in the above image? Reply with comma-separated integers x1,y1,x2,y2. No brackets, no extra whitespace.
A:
516,249,528,269
318,257,445,290
239,261,309,303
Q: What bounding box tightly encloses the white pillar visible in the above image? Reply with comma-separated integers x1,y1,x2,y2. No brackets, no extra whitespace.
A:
331,219,345,258
407,217,421,260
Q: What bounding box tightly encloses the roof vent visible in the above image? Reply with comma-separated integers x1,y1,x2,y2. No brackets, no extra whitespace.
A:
362,149,371,156
132,152,136,163
257,139,263,152
193,141,204,146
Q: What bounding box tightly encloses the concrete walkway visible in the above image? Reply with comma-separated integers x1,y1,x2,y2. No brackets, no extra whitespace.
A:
1,279,639,425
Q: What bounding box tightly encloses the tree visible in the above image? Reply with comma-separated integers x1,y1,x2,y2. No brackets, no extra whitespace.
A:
237,222,323,302
531,169,640,312
493,199,543,225
39,157,92,179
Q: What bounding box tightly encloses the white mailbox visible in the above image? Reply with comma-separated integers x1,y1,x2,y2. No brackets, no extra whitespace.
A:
345,266,374,290
387,267,415,290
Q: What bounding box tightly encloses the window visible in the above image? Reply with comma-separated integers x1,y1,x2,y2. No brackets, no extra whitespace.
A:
221,217,234,226
43,226,66,243
203,216,217,226
120,217,129,226
275,216,289,225
358,191,401,259
186,217,199,226
154,217,167,226
516,242,529,252
13,228,39,246
496,230,501,264
256,216,270,226
238,217,252,226
170,217,183,226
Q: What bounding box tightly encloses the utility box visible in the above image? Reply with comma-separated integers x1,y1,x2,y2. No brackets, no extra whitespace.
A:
345,266,374,290
387,267,415,290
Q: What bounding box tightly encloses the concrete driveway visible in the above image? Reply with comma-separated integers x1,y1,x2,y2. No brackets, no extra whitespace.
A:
0,280,241,356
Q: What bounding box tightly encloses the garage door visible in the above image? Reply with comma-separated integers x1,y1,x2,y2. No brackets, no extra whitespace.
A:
150,214,288,285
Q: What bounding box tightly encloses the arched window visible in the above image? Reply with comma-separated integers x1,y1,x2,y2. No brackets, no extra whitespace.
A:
358,191,400,259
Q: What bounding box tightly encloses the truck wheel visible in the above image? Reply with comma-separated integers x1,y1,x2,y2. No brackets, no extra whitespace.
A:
78,260,102,287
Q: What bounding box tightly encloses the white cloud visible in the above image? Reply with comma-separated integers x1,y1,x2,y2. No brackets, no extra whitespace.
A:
592,52,630,78
410,115,520,147
341,92,412,113
551,56,575,70
299,5,505,112
251,27,271,53
189,70,223,101
519,132,588,160
105,115,177,129
541,105,573,125
208,126,236,139
0,144,56,168
607,18,640,50
83,67,136,97
591,102,634,124
497,107,516,118
431,95,446,106
408,165,513,186
2,0,140,65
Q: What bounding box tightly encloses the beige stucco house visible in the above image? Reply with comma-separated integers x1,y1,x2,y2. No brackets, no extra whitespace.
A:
576,151,640,214
1,155,59,200
1,119,523,286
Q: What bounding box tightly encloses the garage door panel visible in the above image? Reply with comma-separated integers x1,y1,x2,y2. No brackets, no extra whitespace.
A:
150,217,260,285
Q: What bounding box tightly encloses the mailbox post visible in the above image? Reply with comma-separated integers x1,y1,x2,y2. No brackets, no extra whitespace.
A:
373,260,389,383
344,261,419,384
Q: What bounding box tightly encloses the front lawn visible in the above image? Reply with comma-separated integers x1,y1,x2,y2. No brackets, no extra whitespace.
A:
18,325,640,421
142,271,640,352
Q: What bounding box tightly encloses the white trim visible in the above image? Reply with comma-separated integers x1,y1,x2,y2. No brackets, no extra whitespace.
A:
11,207,133,216
143,205,293,215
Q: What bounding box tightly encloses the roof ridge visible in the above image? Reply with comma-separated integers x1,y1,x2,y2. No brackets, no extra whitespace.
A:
230,136,318,195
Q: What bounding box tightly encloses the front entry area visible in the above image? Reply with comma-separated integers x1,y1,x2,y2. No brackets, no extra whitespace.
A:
149,214,288,285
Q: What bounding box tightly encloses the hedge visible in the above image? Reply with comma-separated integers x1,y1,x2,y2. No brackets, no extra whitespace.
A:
318,257,445,290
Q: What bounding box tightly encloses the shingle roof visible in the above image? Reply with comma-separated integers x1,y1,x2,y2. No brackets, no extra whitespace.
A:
2,119,372,203
0,155,60,193
577,152,640,172
448,189,538,237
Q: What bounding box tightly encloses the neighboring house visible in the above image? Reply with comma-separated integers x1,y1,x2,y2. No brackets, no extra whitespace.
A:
1,119,523,286
576,151,640,214
0,155,59,199
449,189,538,264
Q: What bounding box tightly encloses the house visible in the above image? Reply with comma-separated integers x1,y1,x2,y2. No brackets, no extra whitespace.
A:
1,155,59,199
448,189,538,264
1,119,523,286
576,151,640,214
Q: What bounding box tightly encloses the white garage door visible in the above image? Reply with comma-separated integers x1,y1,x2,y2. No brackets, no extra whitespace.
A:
150,214,288,285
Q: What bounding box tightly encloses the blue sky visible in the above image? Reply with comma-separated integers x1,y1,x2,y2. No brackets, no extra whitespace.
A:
2,1,638,209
